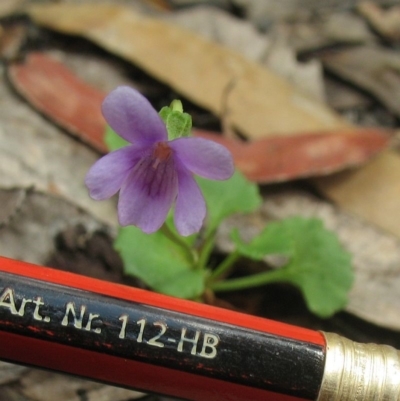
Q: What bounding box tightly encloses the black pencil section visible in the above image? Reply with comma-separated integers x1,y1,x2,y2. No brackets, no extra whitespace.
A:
0,271,325,400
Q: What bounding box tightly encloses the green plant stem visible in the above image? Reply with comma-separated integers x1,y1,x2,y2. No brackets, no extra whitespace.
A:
210,269,288,292
160,224,197,265
208,250,240,282
197,231,216,270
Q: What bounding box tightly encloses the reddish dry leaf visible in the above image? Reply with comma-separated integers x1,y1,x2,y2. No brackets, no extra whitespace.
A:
7,52,391,184
8,52,107,153
194,129,391,183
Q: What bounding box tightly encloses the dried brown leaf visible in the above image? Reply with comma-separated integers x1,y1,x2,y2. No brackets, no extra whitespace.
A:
26,3,347,139
324,77,372,111
280,13,374,53
166,4,326,100
0,0,25,18
358,1,400,42
315,150,400,239
322,45,400,119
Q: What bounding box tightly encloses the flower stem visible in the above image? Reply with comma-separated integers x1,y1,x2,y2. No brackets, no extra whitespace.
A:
210,269,287,292
197,231,216,270
208,250,240,282
160,224,197,265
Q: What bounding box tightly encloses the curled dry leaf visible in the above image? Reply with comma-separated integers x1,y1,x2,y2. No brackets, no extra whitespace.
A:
322,45,400,119
280,12,374,53
0,0,24,18
231,0,400,29
8,52,107,153
195,128,391,183
324,77,372,111
358,1,400,42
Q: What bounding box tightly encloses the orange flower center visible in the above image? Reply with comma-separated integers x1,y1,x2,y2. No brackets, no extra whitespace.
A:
152,142,172,169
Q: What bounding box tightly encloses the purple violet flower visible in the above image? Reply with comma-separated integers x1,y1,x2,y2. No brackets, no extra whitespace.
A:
85,86,234,236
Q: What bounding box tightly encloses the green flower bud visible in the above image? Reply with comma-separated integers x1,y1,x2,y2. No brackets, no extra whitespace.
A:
159,100,192,140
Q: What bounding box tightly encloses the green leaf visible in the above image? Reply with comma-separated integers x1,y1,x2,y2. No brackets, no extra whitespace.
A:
115,225,205,299
232,217,353,317
231,225,292,259
159,105,192,140
197,170,262,236
104,125,129,151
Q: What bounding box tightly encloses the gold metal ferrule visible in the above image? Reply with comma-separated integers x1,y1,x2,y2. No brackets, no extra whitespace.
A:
317,332,400,401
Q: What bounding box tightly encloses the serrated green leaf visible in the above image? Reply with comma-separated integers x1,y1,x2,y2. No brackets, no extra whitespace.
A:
115,226,204,299
197,170,262,236
232,217,353,317
104,125,129,151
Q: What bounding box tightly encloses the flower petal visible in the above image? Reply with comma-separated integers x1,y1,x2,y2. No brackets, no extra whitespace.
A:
170,137,234,180
118,155,178,233
85,146,142,200
174,162,206,236
102,86,167,145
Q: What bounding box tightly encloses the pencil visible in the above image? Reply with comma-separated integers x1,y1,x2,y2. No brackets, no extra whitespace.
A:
0,256,399,401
